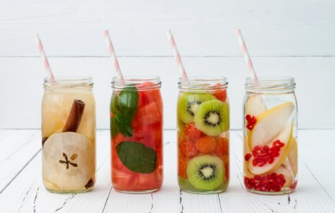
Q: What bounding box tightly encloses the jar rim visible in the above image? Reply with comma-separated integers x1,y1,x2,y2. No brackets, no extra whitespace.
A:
178,76,228,90
44,76,93,88
245,76,295,92
112,76,161,90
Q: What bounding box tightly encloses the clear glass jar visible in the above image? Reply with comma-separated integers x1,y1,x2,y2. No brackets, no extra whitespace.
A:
177,76,230,194
110,76,163,193
42,77,96,193
243,77,298,195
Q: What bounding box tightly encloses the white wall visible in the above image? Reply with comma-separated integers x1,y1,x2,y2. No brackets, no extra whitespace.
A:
0,0,335,129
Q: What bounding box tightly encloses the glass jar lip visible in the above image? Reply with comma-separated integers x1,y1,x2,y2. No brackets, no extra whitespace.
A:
245,76,295,91
44,76,93,88
178,76,228,90
112,76,161,90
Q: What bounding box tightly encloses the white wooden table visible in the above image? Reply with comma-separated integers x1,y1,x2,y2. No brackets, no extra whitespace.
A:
0,129,334,213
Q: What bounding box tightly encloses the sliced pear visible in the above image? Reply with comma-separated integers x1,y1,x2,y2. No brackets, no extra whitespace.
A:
249,102,295,149
243,134,254,178
43,132,95,191
245,95,267,117
288,135,298,176
248,122,292,175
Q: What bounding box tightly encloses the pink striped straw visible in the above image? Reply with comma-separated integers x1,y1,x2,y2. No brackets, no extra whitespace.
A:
236,29,259,87
166,29,188,83
34,34,55,83
103,30,124,84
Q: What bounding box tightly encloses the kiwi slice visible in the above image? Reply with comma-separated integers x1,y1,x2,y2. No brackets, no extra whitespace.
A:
194,99,229,136
178,93,215,124
187,155,224,190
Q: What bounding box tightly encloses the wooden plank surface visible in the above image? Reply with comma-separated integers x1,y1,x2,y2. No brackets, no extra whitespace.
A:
0,129,334,212
1,57,335,130
0,0,335,57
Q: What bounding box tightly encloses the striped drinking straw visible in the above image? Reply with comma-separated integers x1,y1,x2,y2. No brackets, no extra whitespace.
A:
103,30,125,85
236,29,259,87
34,34,55,83
166,29,189,83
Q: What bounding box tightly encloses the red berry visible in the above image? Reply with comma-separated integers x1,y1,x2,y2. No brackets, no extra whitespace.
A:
214,137,229,157
195,136,217,154
184,123,203,140
181,140,198,158
178,154,188,178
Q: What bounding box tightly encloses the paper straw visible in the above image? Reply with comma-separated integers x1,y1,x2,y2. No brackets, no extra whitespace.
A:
166,29,188,83
34,34,55,83
103,30,124,84
236,29,259,87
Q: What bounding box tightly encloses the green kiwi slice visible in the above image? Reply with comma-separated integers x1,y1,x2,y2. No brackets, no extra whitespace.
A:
187,155,224,190
177,93,215,124
194,99,229,136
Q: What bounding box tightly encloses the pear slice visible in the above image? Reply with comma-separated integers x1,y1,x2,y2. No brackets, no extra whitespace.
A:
249,102,295,149
248,121,292,175
43,132,95,191
245,95,267,117
288,135,298,176
243,134,254,178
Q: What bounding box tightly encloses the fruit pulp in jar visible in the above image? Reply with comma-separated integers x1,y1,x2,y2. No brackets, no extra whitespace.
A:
177,88,230,193
243,94,298,194
111,82,163,193
42,88,96,193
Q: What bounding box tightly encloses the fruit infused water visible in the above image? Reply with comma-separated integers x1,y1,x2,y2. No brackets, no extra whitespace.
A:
243,77,298,194
42,77,96,193
177,77,230,194
111,76,163,193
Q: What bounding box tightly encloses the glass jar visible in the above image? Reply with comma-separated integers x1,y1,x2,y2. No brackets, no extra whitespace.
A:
243,77,298,194
42,77,96,193
177,76,230,194
110,76,163,193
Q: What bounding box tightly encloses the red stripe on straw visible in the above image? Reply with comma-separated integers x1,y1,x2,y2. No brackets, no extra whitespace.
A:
166,29,188,83
103,30,124,85
236,29,259,87
34,34,55,83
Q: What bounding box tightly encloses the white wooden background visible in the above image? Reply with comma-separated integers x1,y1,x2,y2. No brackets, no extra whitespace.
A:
1,0,335,130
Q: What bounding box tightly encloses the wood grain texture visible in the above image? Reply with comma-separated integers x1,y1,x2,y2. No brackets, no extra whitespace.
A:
0,0,335,57
1,130,334,212
0,57,334,129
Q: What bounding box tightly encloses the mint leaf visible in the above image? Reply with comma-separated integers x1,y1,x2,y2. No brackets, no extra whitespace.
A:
114,112,133,137
111,94,119,114
118,86,139,122
116,141,157,173
111,116,119,137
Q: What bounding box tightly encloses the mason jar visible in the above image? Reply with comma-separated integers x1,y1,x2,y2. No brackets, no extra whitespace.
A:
177,76,230,194
111,76,163,193
243,77,298,194
42,77,96,193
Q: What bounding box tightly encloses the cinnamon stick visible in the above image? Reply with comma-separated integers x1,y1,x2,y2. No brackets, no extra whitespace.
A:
62,99,85,132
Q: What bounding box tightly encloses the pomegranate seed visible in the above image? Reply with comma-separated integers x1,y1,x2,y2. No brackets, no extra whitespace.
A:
272,185,281,192
257,160,266,167
266,183,272,191
246,115,251,120
263,146,269,152
268,157,274,164
252,159,257,166
278,179,286,187
254,175,261,180
254,146,263,151
289,181,298,189
245,153,252,161
271,152,280,157
278,174,284,180
270,173,277,180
